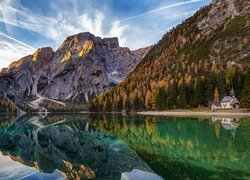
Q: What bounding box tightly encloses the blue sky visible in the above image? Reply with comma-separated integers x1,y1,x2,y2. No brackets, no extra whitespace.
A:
0,0,211,69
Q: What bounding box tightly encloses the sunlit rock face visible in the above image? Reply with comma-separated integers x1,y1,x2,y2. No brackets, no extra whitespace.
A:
0,115,152,179
41,32,150,101
0,48,55,111
0,32,151,111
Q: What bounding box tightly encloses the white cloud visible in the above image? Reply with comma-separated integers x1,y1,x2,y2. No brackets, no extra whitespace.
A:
0,0,127,46
77,11,105,38
0,39,34,69
108,21,128,46
0,33,34,69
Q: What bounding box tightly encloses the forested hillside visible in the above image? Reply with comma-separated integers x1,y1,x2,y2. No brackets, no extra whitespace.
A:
89,0,250,112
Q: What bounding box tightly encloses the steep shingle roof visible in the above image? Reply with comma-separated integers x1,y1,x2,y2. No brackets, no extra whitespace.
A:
221,96,234,103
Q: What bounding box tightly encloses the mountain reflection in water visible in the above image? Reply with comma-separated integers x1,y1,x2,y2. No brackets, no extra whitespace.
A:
0,114,160,180
0,114,249,179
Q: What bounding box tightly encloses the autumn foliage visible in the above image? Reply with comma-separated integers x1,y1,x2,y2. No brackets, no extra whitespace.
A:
89,5,250,112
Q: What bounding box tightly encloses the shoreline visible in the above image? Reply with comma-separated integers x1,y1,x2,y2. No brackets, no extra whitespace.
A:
1,110,250,118
137,110,250,117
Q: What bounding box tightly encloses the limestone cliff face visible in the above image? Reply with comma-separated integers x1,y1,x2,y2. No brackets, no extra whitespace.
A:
0,32,150,111
195,0,250,66
197,0,249,36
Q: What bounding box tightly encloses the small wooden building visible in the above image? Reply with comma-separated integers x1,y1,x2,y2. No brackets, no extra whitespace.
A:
211,88,240,110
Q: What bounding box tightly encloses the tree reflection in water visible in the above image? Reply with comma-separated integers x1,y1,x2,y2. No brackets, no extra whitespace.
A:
89,114,250,179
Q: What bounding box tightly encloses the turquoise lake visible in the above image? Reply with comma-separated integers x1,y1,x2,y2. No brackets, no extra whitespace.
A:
0,114,249,179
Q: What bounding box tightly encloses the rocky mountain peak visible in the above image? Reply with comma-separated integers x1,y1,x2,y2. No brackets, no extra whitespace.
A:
64,32,94,43
53,33,95,63
103,37,119,49
32,47,54,62
55,33,123,64
59,32,93,51
61,32,120,50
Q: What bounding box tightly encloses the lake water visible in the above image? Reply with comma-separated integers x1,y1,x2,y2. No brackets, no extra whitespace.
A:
0,114,249,179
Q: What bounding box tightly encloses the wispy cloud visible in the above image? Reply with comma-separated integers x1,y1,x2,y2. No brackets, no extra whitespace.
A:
0,32,35,50
0,0,127,46
0,32,35,69
114,0,202,23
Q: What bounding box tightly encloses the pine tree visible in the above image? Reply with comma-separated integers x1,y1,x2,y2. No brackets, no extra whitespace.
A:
216,71,227,99
241,69,250,108
114,95,122,111
213,87,220,103
156,87,167,110
169,81,178,109
134,93,140,111
225,62,235,89
122,93,128,110
181,82,188,108
233,69,244,100
207,74,217,102
145,90,152,110
151,90,158,110
196,77,203,107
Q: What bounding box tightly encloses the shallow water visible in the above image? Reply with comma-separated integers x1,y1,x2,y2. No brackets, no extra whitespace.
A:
0,114,249,179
